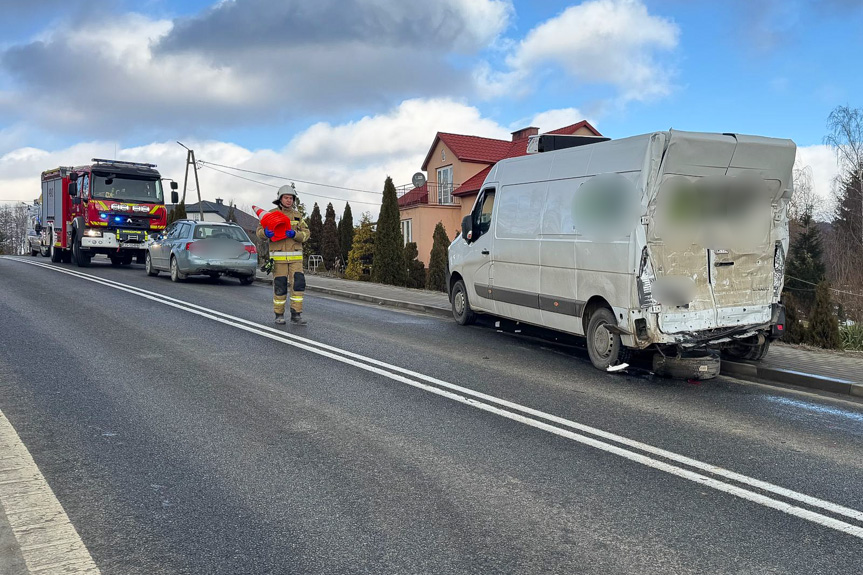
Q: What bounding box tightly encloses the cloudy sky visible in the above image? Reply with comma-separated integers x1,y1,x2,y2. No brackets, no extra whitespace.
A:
1,0,861,218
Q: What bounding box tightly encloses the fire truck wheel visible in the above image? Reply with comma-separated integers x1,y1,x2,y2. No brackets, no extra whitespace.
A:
72,235,91,267
136,253,146,264
61,250,72,263
170,256,186,282
50,242,62,263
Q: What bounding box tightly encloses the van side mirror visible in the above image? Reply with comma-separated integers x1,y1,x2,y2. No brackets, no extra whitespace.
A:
461,215,474,243
171,191,179,204
68,181,78,197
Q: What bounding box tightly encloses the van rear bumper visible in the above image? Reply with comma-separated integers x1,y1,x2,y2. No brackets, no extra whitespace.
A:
648,303,783,347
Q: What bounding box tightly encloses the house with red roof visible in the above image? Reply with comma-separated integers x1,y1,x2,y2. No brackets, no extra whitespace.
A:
398,121,602,266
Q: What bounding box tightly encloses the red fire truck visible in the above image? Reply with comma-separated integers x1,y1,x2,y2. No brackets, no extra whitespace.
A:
38,159,178,266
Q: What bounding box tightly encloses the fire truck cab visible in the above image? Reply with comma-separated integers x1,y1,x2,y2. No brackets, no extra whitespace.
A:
39,159,178,266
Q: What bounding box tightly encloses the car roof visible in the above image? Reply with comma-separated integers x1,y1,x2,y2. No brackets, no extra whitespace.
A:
176,220,241,227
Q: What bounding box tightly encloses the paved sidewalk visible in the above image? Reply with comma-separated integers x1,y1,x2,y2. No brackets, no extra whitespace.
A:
257,271,863,396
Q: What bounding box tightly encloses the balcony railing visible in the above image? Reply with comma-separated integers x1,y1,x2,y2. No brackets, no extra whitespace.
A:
396,182,460,209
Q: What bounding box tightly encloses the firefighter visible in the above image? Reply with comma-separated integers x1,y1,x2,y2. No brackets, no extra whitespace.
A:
257,184,310,325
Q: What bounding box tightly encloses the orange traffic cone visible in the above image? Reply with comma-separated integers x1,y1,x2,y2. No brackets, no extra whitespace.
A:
252,204,291,241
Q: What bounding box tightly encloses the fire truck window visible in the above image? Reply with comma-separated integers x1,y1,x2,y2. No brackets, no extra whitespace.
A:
81,174,90,198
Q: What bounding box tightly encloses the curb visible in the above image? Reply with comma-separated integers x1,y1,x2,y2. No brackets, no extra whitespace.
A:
256,275,862,398
721,360,863,398
306,285,452,319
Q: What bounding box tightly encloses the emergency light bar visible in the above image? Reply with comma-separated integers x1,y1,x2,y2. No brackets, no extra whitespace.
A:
91,158,158,169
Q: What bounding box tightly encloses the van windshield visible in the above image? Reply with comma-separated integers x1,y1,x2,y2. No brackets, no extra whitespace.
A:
92,174,164,204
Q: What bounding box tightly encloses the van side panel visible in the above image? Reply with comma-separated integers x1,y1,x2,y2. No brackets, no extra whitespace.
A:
493,180,548,324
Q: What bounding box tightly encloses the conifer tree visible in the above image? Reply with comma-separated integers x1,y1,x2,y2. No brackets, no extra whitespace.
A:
308,203,323,255
225,203,237,223
168,202,187,225
783,209,825,316
807,281,841,349
781,293,807,344
345,213,375,281
339,202,354,264
426,222,449,292
372,177,407,285
404,242,426,289
321,202,341,271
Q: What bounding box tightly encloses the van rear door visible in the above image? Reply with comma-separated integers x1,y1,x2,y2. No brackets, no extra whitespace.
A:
646,131,794,335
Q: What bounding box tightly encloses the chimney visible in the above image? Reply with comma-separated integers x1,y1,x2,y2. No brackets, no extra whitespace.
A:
215,198,223,205
511,126,539,142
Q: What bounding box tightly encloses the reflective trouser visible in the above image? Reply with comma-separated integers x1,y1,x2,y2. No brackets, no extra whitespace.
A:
272,251,304,314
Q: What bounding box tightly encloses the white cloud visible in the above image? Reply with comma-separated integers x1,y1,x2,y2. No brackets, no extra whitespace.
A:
0,98,514,218
528,108,594,132
1,1,514,138
480,0,680,103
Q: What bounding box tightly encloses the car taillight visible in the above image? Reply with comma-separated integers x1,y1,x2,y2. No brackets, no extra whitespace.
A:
244,245,257,254
185,242,202,252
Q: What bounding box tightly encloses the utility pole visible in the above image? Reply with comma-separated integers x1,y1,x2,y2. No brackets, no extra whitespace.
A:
177,141,205,221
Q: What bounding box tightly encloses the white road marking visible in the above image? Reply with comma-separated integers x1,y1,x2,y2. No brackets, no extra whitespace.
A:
0,408,100,574
8,257,863,541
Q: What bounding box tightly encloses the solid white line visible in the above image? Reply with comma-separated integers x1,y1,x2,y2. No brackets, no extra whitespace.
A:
0,408,101,574
9,258,863,540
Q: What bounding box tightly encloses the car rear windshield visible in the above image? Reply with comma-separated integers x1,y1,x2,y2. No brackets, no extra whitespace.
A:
193,225,250,241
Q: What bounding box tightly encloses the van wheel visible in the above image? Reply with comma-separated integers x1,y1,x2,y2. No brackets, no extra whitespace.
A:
586,307,630,370
723,336,770,361
451,280,477,325
653,350,720,380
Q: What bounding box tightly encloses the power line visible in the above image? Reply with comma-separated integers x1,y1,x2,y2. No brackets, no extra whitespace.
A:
197,160,383,196
785,275,863,298
199,163,381,207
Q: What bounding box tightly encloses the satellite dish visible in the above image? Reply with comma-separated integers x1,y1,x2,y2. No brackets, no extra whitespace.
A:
412,172,426,188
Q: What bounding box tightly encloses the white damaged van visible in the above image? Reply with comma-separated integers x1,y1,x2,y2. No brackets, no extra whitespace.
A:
447,130,794,377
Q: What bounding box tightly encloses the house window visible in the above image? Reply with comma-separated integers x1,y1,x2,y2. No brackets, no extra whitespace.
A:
400,219,412,245
437,166,453,204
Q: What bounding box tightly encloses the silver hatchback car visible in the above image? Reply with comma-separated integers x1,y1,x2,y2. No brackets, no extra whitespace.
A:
145,220,258,284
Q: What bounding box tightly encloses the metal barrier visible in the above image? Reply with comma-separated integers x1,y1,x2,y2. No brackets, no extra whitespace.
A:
307,254,323,273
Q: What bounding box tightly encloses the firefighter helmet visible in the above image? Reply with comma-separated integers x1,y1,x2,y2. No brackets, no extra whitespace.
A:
273,184,299,205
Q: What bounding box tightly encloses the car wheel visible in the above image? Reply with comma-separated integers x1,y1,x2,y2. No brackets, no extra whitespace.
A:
170,257,186,282
239,275,255,285
653,350,720,380
586,307,631,370
145,252,159,277
451,280,477,325
30,249,38,256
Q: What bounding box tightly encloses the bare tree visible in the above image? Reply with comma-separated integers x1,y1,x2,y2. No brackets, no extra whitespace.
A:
0,203,30,255
825,105,863,242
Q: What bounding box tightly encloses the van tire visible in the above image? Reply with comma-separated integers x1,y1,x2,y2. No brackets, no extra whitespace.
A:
451,280,477,325
653,350,720,380
723,337,770,362
586,307,631,370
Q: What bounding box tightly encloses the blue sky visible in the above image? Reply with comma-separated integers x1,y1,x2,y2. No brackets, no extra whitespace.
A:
1,0,861,216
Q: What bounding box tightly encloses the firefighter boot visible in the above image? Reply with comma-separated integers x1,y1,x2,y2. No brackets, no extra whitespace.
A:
275,313,286,325
290,310,307,325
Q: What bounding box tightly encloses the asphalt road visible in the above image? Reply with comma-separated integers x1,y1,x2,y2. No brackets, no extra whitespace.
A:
1,255,862,574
